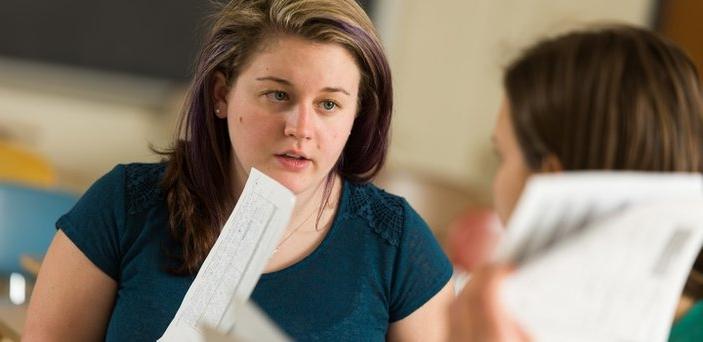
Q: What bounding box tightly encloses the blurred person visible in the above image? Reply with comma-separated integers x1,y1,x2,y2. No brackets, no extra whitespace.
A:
23,0,454,340
446,207,502,273
450,25,703,341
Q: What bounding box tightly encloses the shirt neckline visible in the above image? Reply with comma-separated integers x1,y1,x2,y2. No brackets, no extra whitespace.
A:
258,179,349,280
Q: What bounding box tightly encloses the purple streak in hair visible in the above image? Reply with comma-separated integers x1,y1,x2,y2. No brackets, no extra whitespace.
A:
318,18,393,181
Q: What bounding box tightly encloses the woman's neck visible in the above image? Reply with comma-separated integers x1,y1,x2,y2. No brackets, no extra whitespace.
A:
288,175,337,230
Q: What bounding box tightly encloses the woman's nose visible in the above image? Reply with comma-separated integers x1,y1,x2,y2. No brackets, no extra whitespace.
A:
284,103,313,140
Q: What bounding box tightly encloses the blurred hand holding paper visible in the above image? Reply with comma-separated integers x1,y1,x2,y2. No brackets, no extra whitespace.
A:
494,173,703,342
159,168,293,342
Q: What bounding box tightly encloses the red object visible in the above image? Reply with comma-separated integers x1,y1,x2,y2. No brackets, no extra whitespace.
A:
446,207,502,272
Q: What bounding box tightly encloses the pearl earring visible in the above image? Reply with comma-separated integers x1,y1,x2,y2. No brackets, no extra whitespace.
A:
215,108,221,114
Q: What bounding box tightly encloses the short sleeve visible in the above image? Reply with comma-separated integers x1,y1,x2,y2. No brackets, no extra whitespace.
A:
389,201,453,322
56,165,126,281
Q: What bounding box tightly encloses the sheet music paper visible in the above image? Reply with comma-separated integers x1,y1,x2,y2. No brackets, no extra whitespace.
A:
493,173,703,342
159,168,295,341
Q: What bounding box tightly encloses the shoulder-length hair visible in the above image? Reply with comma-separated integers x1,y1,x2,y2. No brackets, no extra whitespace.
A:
161,0,392,275
504,25,703,299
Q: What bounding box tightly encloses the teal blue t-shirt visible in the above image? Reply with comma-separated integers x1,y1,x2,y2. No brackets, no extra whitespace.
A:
669,300,703,342
57,163,453,341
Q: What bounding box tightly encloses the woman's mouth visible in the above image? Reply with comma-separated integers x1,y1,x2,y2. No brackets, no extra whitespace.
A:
275,153,311,171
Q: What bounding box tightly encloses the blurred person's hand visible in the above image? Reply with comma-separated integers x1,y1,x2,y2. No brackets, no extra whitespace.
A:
446,207,502,272
449,265,530,342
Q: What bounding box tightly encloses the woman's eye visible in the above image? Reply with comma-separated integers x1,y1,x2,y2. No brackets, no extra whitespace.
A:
267,91,289,102
321,100,337,111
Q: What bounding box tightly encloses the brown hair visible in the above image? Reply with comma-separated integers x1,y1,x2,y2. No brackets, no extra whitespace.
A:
504,25,703,299
161,0,392,275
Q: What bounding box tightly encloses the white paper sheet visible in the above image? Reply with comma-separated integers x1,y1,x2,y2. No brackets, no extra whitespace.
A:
494,173,703,342
203,299,290,342
159,168,295,341
495,172,703,263
503,202,703,341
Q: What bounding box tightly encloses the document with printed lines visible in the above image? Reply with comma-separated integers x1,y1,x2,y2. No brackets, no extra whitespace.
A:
160,168,293,342
495,173,703,342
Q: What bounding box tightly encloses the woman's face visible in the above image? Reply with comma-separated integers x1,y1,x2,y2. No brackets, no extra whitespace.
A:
214,35,360,196
492,99,534,224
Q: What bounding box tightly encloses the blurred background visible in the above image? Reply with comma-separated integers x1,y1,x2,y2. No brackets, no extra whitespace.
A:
0,0,701,338
1,0,702,240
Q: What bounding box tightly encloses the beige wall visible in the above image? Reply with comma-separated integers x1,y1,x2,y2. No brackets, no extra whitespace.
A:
376,0,654,199
0,58,183,191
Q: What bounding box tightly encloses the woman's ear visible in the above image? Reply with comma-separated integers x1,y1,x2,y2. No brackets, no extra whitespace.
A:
540,154,564,173
212,71,229,119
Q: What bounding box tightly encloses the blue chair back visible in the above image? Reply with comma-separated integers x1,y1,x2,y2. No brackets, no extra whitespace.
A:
0,183,78,274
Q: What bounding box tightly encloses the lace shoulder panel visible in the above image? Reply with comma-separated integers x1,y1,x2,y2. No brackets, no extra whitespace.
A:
344,182,405,246
124,162,166,215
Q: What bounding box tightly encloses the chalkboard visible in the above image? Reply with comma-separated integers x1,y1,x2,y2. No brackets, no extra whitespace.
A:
0,0,375,81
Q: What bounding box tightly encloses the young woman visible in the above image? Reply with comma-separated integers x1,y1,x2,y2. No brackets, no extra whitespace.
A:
24,1,454,340
450,25,703,341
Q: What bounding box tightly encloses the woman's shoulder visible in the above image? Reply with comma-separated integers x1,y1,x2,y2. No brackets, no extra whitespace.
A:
343,181,423,247
106,162,166,215
342,181,452,322
122,162,166,214
56,162,167,280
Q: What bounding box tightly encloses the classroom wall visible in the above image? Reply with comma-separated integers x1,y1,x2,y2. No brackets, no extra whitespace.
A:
0,58,182,191
376,0,654,199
